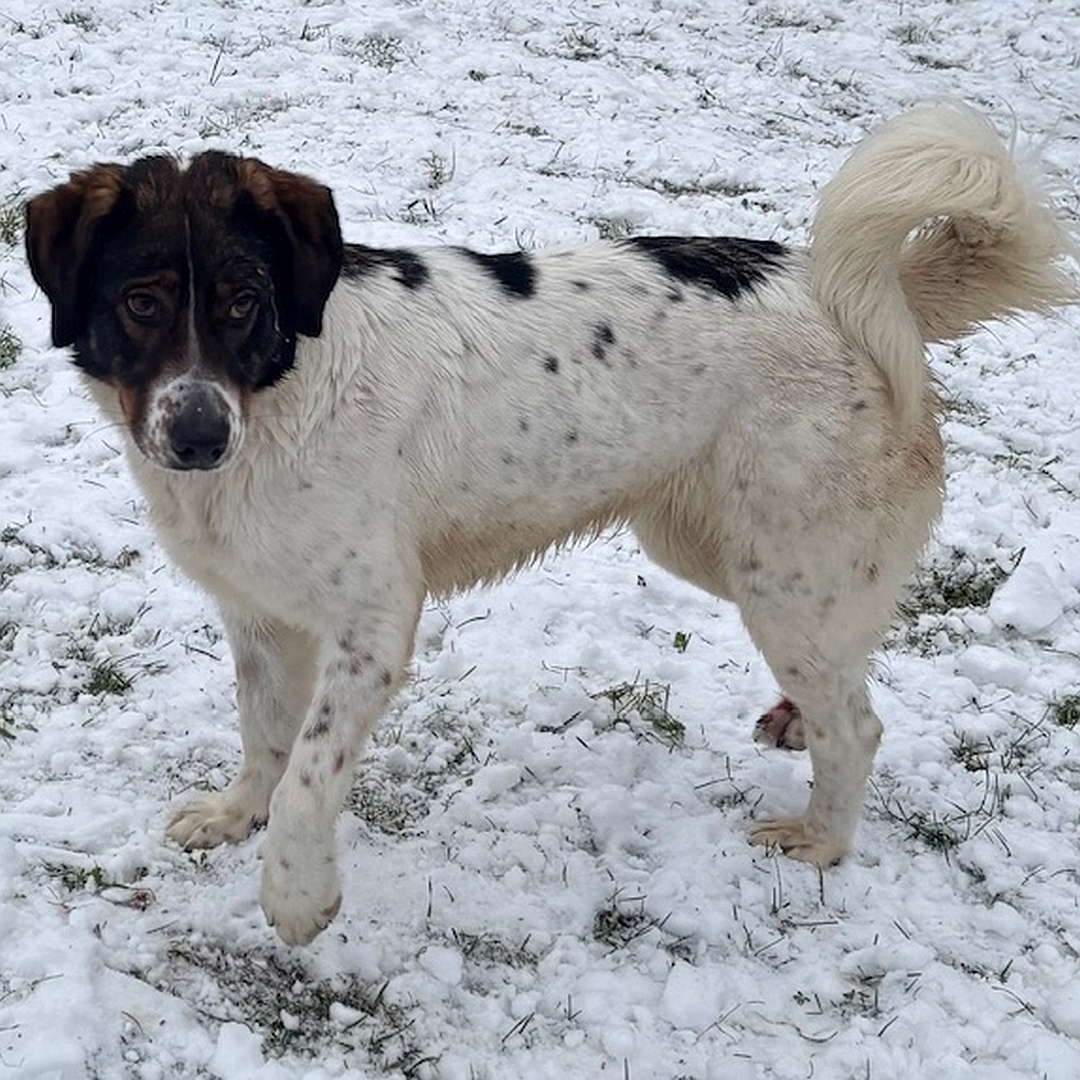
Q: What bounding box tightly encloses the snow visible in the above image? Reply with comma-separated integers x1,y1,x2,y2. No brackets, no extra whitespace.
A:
1,1,1079,1078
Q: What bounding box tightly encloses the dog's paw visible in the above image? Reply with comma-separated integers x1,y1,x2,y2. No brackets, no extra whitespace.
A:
753,698,806,751
167,782,268,850
259,841,342,946
749,817,847,867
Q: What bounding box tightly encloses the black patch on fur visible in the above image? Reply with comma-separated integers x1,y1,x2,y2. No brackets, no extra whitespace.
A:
543,355,559,374
342,244,429,289
626,236,787,300
591,322,615,362
461,250,537,298
304,713,332,740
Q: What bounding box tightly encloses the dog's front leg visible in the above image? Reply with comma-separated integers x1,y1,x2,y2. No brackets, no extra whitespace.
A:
258,590,421,945
168,611,318,849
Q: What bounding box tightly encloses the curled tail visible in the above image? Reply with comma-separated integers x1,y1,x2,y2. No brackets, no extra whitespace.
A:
811,101,1077,425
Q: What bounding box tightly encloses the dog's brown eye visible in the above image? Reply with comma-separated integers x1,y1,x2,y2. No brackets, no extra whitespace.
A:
125,291,159,322
228,293,257,322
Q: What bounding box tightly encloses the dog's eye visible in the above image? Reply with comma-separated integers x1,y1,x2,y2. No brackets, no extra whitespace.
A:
227,293,258,322
125,291,160,322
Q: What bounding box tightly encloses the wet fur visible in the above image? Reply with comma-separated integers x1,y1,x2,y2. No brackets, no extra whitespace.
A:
26,102,1076,944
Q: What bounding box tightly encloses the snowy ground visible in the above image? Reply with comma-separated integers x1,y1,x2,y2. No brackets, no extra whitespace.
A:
2,1,1079,1078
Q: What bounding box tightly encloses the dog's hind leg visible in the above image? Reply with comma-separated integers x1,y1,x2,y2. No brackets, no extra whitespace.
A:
167,612,318,849
746,655,881,865
732,521,921,865
634,468,932,865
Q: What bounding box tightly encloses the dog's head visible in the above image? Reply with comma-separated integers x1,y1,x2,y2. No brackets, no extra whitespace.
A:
26,152,343,471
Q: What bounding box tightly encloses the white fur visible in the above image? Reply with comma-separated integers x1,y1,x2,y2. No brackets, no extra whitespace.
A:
81,102,1074,944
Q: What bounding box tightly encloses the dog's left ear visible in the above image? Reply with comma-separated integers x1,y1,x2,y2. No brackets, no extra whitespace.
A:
236,160,344,337
25,164,126,347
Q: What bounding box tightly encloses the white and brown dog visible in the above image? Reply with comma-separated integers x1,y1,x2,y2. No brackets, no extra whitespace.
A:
26,103,1075,944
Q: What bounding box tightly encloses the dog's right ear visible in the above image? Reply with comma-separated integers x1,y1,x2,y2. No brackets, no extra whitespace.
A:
234,158,344,338
25,165,125,347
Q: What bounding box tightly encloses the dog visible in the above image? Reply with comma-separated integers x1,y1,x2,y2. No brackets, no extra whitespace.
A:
25,102,1076,944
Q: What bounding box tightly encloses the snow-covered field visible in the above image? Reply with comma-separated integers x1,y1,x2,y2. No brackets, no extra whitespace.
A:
2,1,1079,1077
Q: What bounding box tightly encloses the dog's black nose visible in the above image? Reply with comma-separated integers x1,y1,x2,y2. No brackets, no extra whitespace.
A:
170,394,232,470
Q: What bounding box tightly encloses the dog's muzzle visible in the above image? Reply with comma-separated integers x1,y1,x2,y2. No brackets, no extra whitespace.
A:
152,381,240,471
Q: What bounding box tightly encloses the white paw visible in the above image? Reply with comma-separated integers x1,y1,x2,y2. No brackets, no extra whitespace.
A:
259,837,342,946
167,777,269,849
749,817,848,867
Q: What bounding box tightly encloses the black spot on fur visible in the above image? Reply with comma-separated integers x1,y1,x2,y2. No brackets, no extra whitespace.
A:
565,430,579,445
461,250,537,298
544,355,559,374
626,236,787,300
518,417,530,433
342,244,429,289
305,711,332,740
572,280,591,292
592,322,615,363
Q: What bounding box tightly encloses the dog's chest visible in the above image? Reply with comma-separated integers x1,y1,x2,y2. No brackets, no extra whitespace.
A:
147,464,324,617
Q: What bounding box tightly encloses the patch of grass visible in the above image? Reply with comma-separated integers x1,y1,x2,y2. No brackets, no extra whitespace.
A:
949,719,1051,782
872,768,1008,862
891,22,937,45
902,547,1013,617
911,52,968,70
1049,694,1080,728
450,928,538,968
561,29,602,61
593,678,685,746
348,775,430,835
0,195,24,246
420,150,453,191
592,216,635,240
951,733,991,773
874,797,966,856
42,861,109,892
0,690,32,744
401,196,440,226
649,175,762,199
340,32,403,70
1,525,140,588
0,324,20,370
197,97,294,140
755,6,837,31
157,941,432,1068
298,20,329,43
60,8,97,32
592,892,658,950
85,659,133,696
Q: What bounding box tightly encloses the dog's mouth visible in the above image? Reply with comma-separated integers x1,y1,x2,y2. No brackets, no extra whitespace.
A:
130,376,244,472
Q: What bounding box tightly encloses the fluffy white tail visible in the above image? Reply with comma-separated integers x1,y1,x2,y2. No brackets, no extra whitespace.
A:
811,101,1077,425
